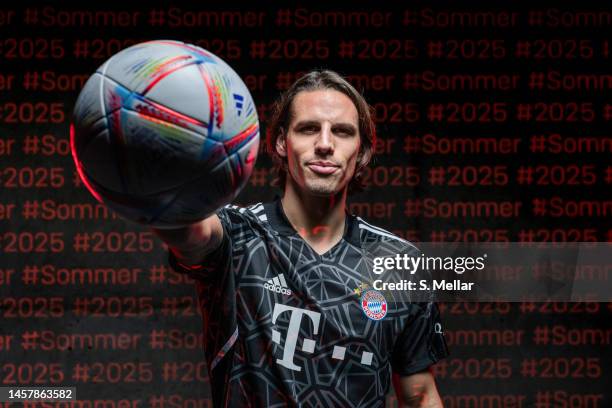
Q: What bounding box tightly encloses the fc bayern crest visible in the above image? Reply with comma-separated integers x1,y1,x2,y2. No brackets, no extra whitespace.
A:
361,290,387,320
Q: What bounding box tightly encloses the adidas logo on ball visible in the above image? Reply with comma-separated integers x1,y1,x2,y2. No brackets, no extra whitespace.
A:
264,274,292,296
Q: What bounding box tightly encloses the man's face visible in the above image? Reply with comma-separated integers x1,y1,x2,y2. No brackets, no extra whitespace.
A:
277,89,361,197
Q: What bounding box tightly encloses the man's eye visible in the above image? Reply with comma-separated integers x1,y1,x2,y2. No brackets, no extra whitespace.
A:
300,126,317,133
334,128,354,137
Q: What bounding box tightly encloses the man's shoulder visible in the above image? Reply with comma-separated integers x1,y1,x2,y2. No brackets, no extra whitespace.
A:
218,202,271,229
219,201,268,219
353,215,420,255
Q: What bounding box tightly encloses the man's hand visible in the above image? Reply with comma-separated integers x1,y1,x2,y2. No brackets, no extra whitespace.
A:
393,370,443,407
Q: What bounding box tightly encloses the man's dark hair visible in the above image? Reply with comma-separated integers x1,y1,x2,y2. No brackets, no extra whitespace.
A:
266,70,376,194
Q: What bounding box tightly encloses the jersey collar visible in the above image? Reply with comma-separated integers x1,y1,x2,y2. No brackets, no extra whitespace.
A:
263,196,361,247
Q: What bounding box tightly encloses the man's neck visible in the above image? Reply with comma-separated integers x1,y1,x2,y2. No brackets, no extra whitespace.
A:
281,182,347,255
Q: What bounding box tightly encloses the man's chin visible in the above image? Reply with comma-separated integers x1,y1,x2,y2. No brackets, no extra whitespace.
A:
303,180,345,197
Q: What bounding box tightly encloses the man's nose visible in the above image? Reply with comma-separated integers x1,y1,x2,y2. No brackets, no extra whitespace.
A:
315,126,334,154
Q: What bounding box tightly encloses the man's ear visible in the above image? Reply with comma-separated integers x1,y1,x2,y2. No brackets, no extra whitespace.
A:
276,129,287,158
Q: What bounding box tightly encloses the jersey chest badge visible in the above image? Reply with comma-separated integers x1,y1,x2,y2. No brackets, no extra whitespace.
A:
361,289,387,321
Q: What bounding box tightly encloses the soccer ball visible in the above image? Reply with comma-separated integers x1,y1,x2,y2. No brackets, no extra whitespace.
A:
71,40,259,227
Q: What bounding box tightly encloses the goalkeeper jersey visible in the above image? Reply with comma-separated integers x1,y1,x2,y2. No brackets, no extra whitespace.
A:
168,198,449,407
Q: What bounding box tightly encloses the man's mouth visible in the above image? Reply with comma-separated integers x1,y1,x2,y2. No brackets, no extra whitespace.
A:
306,161,340,175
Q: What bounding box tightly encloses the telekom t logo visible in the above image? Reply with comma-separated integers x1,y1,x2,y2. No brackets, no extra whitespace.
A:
271,304,321,372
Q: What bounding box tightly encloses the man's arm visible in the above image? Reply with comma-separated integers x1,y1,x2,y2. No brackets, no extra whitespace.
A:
393,370,443,408
151,214,224,265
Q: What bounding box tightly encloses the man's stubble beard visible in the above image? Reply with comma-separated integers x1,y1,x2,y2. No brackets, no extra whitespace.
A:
304,176,339,196
301,165,349,197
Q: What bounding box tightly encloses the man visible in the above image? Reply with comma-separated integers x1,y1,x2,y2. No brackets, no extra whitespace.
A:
153,70,449,407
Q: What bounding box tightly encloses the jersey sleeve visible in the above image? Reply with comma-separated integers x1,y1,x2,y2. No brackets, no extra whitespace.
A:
165,207,240,372
391,302,450,376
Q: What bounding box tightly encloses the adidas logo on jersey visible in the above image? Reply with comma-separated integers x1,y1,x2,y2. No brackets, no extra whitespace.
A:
264,274,292,296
